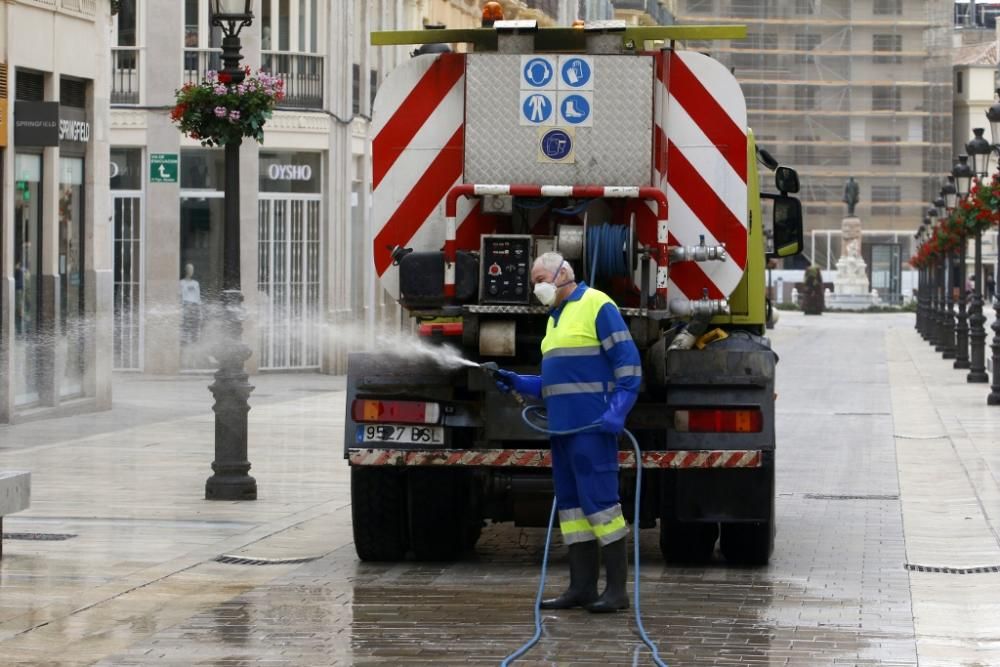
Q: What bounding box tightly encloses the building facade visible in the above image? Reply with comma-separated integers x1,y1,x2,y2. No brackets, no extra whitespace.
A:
107,1,490,378
0,0,113,423
674,0,954,271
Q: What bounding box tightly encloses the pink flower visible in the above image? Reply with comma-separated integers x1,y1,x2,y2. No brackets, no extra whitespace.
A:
214,106,227,118
229,110,241,122
214,84,228,95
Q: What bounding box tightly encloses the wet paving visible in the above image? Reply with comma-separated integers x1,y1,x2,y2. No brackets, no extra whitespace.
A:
3,313,1000,665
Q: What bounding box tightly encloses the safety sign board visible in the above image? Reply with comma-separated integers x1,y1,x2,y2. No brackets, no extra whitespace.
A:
559,56,593,90
520,91,555,126
558,92,592,127
538,128,574,163
150,153,179,183
521,56,556,90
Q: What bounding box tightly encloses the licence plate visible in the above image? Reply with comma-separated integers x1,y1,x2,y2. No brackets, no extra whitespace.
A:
357,424,445,445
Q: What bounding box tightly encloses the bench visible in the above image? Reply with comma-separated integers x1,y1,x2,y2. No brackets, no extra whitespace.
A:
0,471,31,559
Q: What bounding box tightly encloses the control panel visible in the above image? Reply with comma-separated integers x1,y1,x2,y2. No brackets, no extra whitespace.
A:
480,235,532,305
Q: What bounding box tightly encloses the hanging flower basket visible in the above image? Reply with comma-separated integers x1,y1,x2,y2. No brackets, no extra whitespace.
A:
171,67,284,147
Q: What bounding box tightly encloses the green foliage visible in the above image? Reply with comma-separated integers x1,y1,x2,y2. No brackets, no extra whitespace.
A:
171,68,284,147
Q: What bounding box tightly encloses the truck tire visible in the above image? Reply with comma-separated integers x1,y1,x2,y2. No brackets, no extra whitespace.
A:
720,520,774,565
407,468,477,561
659,519,718,563
351,467,409,561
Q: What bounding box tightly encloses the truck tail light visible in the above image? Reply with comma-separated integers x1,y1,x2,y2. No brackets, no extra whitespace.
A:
351,399,441,425
674,409,762,433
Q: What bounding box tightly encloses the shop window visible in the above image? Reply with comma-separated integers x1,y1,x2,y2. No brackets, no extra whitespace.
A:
13,153,43,405
59,157,86,397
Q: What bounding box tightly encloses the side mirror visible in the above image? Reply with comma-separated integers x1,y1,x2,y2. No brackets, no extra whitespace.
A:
772,196,803,258
775,166,800,194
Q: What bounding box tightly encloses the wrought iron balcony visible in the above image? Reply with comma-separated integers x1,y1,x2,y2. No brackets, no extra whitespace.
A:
261,51,324,110
111,47,140,105
183,48,223,86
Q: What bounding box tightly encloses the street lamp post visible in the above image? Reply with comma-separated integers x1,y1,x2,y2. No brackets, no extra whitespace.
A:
916,217,930,339
929,200,956,359
205,0,258,500
984,93,1000,402
962,137,990,383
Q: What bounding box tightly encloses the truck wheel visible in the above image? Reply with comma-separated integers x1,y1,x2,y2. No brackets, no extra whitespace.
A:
407,468,476,561
720,520,774,565
659,520,718,563
351,467,409,561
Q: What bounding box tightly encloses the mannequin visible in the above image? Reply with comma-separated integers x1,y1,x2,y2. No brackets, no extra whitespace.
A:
179,262,202,346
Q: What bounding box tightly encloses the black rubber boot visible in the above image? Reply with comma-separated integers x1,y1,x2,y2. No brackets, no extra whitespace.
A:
540,540,599,609
586,537,629,613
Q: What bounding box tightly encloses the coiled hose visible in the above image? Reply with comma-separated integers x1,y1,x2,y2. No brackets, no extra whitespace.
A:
587,223,631,287
499,404,668,667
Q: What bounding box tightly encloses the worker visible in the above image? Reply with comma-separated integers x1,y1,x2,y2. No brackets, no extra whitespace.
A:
495,252,641,613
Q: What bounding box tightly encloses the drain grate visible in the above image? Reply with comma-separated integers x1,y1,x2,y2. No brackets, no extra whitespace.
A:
905,563,1000,574
805,493,899,501
1,532,77,541
213,554,322,566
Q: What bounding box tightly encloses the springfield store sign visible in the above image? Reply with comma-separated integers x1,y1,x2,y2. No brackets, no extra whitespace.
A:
14,102,91,147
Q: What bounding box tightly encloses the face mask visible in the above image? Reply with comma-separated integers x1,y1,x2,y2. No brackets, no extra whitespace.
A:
533,260,566,307
534,281,558,306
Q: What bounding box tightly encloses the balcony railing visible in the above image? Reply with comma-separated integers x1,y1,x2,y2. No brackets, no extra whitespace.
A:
261,52,324,110
60,0,96,14
111,48,140,105
183,48,222,86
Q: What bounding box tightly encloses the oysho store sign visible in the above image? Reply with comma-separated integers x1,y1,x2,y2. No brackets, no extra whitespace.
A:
267,164,313,181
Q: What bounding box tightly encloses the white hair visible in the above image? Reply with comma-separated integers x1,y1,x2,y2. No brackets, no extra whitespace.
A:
534,252,575,281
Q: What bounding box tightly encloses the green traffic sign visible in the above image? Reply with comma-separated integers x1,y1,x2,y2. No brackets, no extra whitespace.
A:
150,153,179,183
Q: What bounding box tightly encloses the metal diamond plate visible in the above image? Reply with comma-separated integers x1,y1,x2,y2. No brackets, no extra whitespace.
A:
464,54,653,186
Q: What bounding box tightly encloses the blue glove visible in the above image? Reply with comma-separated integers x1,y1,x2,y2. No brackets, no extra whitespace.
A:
495,369,542,399
600,391,638,435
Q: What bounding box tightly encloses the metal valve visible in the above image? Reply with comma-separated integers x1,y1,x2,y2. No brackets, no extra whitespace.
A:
669,295,730,317
668,235,727,263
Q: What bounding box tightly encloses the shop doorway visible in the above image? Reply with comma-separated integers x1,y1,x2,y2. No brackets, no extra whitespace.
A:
257,194,321,370
112,193,143,370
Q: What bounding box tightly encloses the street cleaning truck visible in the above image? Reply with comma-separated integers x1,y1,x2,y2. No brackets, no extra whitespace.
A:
345,20,804,565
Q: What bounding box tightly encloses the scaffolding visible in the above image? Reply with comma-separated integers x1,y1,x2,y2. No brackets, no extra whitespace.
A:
674,0,954,265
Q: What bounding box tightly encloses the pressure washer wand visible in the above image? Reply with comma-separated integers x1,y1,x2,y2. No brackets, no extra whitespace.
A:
478,361,526,407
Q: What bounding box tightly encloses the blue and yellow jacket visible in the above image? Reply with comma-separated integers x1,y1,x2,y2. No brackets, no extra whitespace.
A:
540,283,642,431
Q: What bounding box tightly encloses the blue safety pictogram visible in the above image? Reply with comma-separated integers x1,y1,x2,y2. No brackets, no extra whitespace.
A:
523,58,554,87
560,94,590,125
522,93,553,124
560,57,592,88
540,129,572,161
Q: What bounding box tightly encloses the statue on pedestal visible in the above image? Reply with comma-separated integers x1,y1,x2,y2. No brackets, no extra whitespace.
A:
842,176,860,218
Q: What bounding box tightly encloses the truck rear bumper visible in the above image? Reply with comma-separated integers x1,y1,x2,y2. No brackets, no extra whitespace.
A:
347,448,762,469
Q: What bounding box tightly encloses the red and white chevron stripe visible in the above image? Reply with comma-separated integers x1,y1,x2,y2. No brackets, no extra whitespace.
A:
348,448,762,469
646,50,749,301
371,53,494,301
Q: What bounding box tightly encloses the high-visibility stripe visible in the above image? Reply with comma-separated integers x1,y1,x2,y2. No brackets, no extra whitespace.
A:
613,365,642,379
667,142,747,270
587,504,623,527
560,518,596,544
601,331,632,351
543,346,602,359
669,51,747,182
373,126,464,275
348,448,764,468
542,382,606,398
559,507,587,522
593,515,628,544
372,53,465,190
